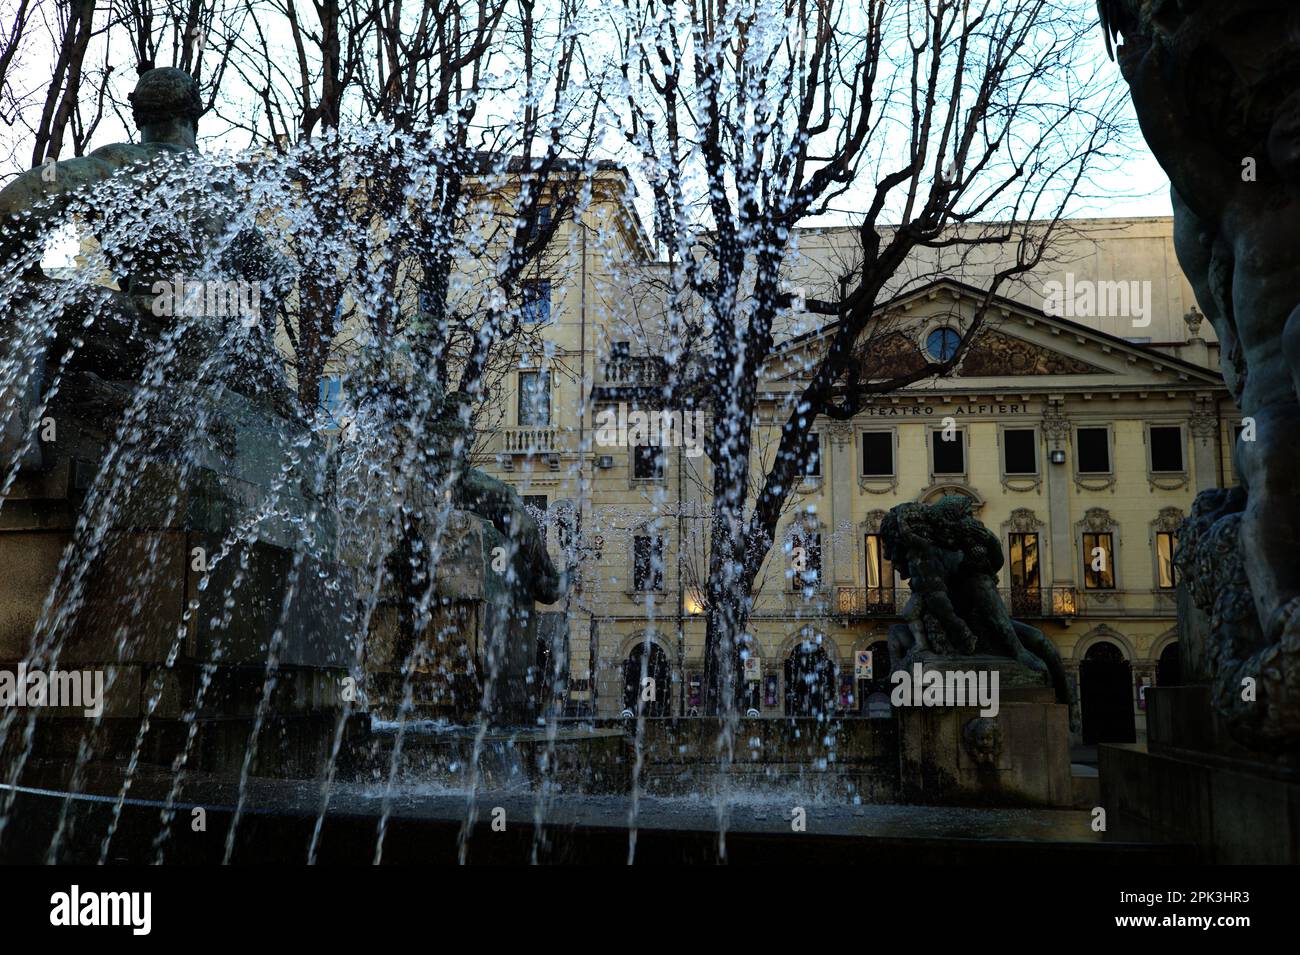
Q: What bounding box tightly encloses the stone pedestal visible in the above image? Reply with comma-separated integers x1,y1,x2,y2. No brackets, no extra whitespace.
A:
363,509,542,725
895,656,1073,807
1100,684,1300,863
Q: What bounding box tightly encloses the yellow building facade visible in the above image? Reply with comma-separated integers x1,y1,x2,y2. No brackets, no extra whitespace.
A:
435,176,1234,747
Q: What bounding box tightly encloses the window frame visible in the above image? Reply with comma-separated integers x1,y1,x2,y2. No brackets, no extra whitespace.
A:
1074,424,1113,477
631,532,665,593
928,425,967,478
1146,422,1188,475
859,429,896,479
517,370,552,427
1000,425,1040,477
520,278,552,324
1082,531,1116,590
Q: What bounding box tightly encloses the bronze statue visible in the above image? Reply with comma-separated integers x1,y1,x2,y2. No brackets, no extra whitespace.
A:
0,67,211,287
881,496,1075,718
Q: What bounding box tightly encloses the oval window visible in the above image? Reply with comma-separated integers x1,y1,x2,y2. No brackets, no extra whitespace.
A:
926,327,961,361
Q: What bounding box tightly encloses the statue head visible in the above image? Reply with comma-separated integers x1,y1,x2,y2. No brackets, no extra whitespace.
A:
962,716,1002,768
1268,90,1300,183
128,68,203,148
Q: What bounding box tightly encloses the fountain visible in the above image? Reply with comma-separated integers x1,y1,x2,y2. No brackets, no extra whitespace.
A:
0,69,1173,866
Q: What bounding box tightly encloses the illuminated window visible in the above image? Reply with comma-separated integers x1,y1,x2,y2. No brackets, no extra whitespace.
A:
1083,532,1115,590
1156,532,1177,589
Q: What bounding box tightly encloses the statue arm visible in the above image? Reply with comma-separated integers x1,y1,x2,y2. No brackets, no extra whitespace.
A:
0,154,125,268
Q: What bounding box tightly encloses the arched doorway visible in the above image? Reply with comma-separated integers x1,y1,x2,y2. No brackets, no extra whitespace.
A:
857,639,891,716
1156,642,1182,687
784,638,836,719
1080,640,1135,744
622,642,670,716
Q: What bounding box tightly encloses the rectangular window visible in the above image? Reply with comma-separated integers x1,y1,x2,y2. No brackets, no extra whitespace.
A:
1149,425,1185,473
528,203,552,239
1083,532,1115,590
1076,427,1111,474
864,534,894,610
1003,429,1038,475
931,429,965,475
318,376,342,425
521,279,551,324
518,371,551,426
1156,532,1177,589
792,530,822,592
803,432,821,478
633,534,664,591
632,443,665,481
861,431,894,477
523,495,548,545
1008,533,1041,615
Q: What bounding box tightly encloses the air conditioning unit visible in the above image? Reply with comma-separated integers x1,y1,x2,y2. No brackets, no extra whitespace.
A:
596,454,614,469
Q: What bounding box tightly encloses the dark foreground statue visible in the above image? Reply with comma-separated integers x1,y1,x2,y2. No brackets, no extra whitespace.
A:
881,496,1075,722
1100,1,1300,750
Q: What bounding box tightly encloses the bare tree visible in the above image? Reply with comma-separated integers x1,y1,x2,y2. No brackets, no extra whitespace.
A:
617,0,1129,712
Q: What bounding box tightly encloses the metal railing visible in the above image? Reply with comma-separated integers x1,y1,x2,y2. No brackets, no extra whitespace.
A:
834,587,899,616
830,585,1177,620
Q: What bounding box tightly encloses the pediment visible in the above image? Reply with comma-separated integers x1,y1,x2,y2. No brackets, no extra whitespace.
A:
766,279,1224,392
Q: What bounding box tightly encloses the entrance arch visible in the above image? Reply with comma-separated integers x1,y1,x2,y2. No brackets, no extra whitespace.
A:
622,642,670,716
1156,641,1182,687
784,638,837,719
1079,640,1135,744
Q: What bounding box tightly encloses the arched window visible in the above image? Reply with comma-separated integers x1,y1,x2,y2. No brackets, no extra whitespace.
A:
784,633,837,719
622,641,670,717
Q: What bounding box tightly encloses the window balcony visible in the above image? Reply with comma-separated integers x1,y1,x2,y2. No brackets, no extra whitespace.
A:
834,587,898,617
600,355,667,386
502,426,559,454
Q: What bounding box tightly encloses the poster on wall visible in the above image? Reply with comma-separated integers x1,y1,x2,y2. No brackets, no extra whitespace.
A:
687,673,702,710
763,674,779,708
742,655,761,682
839,672,855,709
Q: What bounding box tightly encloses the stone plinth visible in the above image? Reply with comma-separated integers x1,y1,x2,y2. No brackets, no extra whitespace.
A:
1099,684,1300,863
894,656,1073,807
363,509,541,725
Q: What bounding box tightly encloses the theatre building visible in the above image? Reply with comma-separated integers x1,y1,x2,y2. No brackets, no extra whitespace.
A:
471,201,1234,746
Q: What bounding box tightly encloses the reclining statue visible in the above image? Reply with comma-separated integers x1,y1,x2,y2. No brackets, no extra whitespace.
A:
881,496,1075,722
